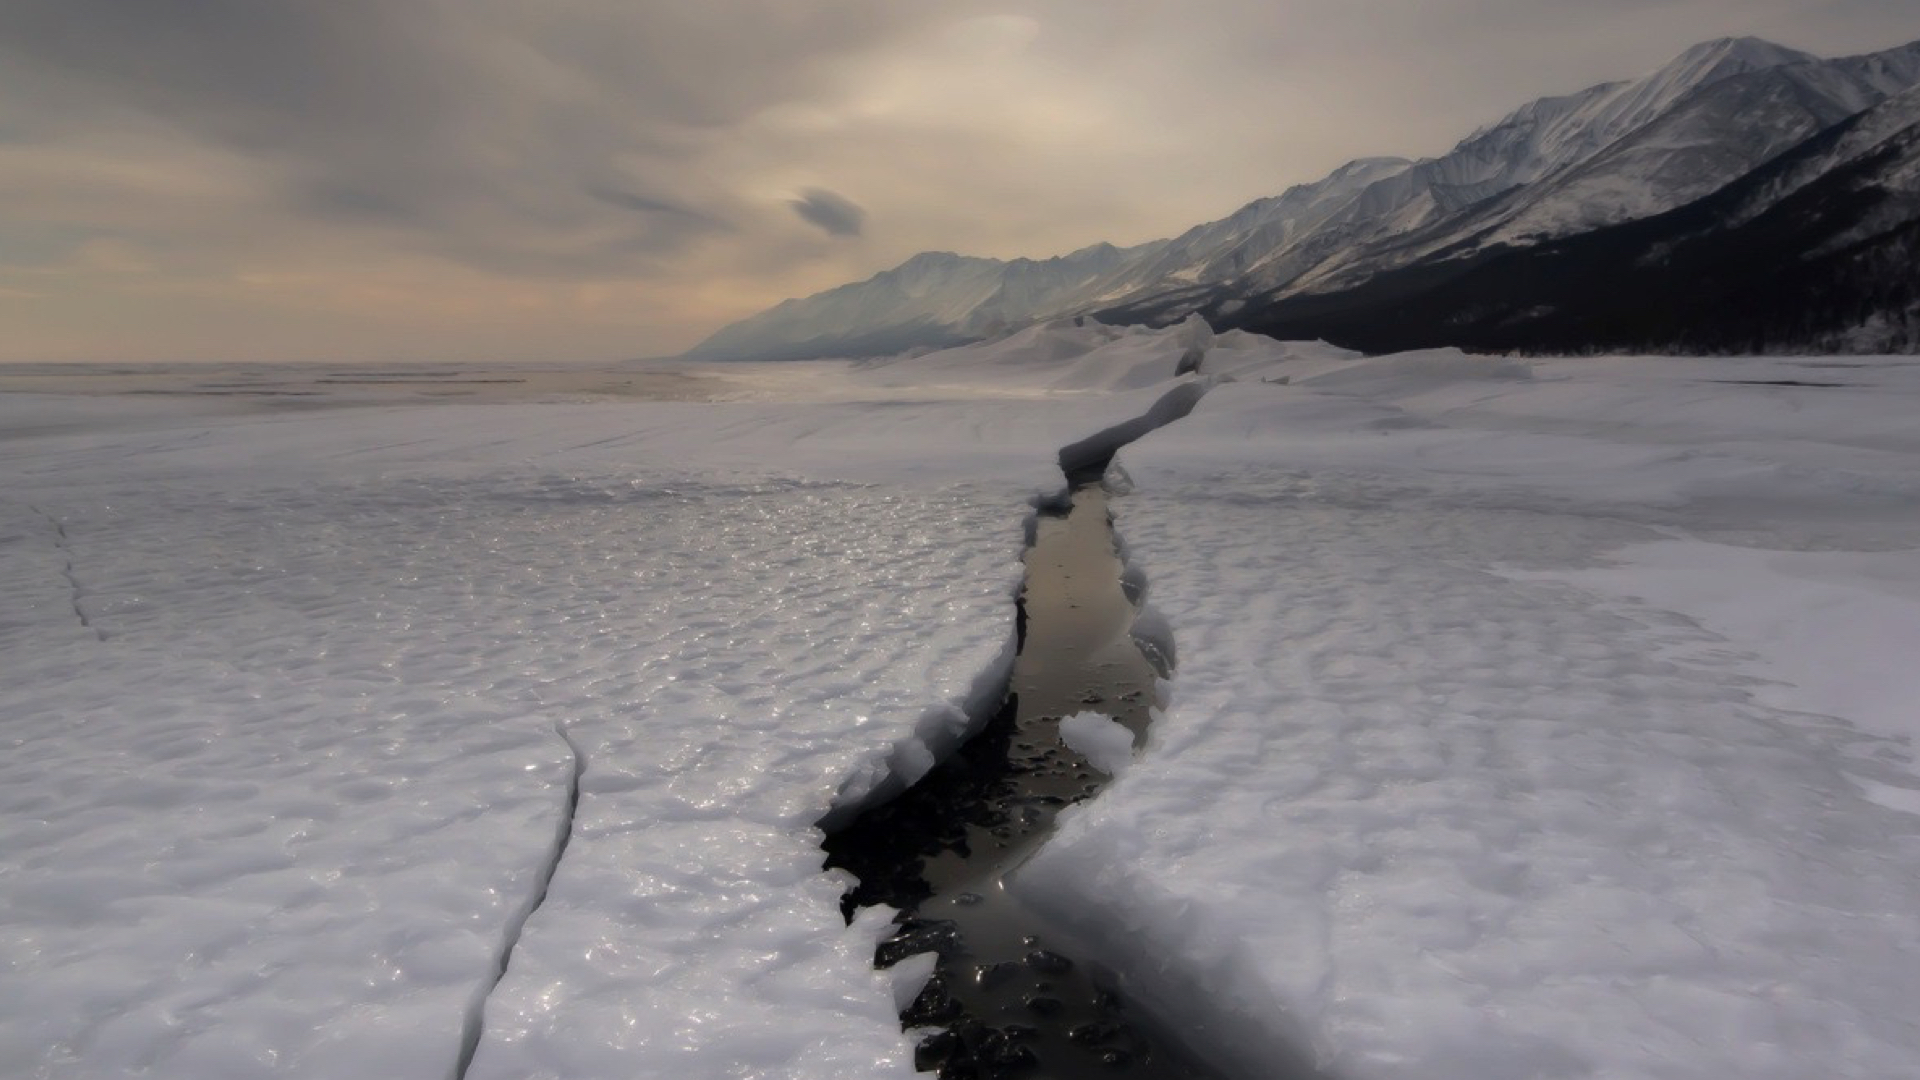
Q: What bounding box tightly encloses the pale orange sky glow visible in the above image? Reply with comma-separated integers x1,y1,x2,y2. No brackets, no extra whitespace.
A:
5,0,1920,362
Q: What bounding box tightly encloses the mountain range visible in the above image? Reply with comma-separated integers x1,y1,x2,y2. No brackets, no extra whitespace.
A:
689,37,1920,360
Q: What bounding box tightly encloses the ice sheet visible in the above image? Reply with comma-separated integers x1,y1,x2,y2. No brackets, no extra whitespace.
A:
1013,350,1920,1080
7,328,1920,1080
0,380,1178,1079
1517,540,1920,814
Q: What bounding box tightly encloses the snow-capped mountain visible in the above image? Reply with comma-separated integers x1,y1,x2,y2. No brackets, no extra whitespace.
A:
1298,38,1920,286
1103,36,1920,323
1223,82,1920,355
689,37,1920,361
1292,38,1826,261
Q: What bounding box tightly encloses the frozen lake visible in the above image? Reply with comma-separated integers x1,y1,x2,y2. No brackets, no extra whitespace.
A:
4,322,1919,1080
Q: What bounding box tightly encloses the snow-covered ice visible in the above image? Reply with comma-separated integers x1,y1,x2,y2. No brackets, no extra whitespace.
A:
1525,541,1920,815
1058,712,1137,778
0,378,1173,1079
853,315,1217,395
5,327,1920,1080
1018,346,1920,1080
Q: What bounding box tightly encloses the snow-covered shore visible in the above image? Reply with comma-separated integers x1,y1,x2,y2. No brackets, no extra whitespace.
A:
4,324,1918,1079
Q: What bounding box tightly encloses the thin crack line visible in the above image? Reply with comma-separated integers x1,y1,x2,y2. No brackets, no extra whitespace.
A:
30,505,106,642
454,719,586,1080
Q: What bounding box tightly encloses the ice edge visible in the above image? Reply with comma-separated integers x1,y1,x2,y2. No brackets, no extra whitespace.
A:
1011,438,1337,1080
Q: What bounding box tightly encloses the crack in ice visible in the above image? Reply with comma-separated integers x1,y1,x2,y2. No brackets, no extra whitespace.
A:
454,720,586,1080
31,505,105,643
821,375,1246,1079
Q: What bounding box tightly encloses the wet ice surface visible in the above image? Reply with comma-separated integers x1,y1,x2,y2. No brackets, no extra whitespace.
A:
2,475,1019,1079
5,331,1920,1080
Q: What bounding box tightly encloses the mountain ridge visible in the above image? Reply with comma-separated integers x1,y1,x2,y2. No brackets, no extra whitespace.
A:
1218,82,1920,355
688,36,1920,360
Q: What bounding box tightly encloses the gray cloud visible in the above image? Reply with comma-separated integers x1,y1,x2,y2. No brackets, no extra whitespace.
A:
790,188,867,237
0,1,917,275
590,187,733,232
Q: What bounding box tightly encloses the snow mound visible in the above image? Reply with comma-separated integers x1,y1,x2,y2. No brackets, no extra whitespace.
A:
1295,348,1535,392
1057,379,1212,479
855,317,1221,393
1194,335,1358,380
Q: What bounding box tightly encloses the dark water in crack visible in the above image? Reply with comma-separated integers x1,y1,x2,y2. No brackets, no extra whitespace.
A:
823,481,1226,1080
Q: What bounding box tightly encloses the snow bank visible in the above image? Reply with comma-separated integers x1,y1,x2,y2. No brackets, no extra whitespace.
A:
1194,333,1360,380
1291,347,1535,391
854,316,1214,393
1056,378,1212,478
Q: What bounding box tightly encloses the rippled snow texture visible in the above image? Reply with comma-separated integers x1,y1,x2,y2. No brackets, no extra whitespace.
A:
8,333,1920,1080
1,419,1044,1079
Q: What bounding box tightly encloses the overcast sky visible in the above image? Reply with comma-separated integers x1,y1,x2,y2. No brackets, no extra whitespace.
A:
5,1,1919,363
